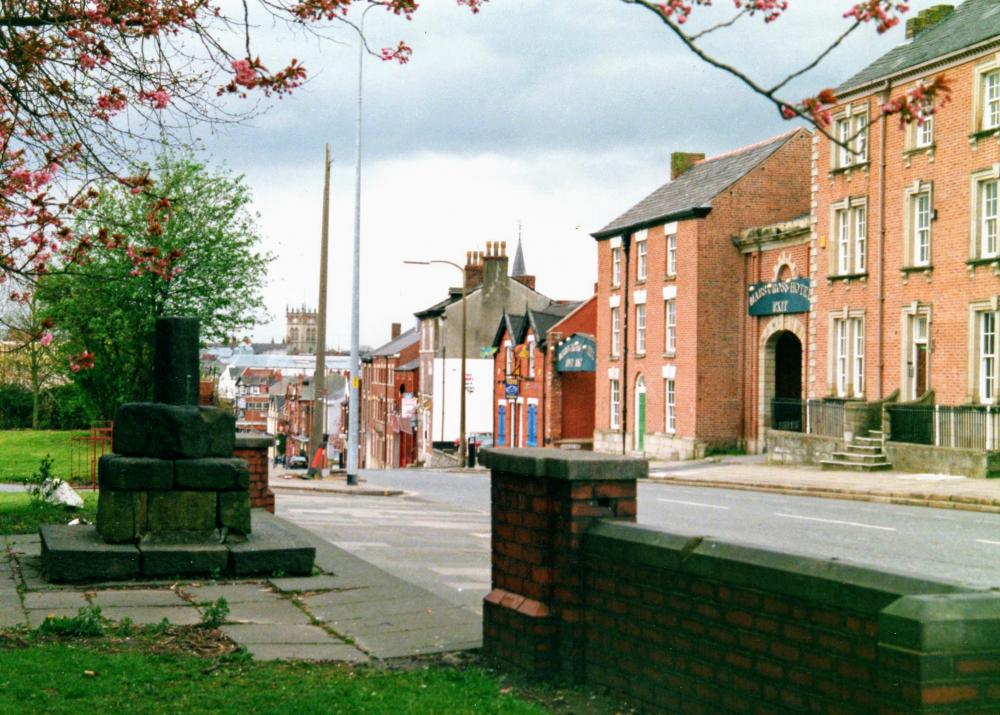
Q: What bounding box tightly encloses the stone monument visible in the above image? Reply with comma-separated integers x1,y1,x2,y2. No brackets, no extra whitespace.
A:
40,317,315,582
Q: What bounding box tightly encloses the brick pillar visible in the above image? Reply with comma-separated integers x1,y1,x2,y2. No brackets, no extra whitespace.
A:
479,447,645,680
233,434,275,513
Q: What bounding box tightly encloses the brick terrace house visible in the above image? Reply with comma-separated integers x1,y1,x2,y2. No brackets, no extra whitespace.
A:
591,129,812,459
490,296,597,449
361,323,419,469
234,367,278,433
414,241,560,464
279,371,347,463
764,1,1000,475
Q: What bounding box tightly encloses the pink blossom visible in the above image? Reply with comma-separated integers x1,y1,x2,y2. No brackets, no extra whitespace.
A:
39,332,53,346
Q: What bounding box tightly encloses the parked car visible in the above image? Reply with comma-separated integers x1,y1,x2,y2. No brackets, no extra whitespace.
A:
287,454,308,469
469,433,493,449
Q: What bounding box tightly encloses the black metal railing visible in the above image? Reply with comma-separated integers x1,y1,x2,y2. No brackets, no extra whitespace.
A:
888,404,1000,450
771,398,803,432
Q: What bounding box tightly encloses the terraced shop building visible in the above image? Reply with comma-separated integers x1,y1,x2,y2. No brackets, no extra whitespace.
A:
591,129,812,459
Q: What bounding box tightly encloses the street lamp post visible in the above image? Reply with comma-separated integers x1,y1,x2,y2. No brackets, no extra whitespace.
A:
404,259,468,467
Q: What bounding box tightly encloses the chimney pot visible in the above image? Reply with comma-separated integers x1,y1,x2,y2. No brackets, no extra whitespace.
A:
501,241,507,257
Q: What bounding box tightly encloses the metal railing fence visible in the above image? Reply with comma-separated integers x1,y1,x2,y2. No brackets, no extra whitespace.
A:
770,399,845,438
887,404,1000,450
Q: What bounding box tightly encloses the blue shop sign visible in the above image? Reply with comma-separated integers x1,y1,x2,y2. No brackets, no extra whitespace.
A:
747,278,811,316
556,334,596,372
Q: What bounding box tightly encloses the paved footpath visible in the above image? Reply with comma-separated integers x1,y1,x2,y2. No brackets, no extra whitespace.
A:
1,510,480,662
649,456,1000,513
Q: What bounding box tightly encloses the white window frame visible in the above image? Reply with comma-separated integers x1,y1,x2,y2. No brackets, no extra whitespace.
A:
915,115,934,148
665,299,676,354
635,303,646,354
665,379,676,434
830,311,865,398
504,341,513,376
971,166,1000,260
611,246,622,287
982,311,997,404
830,196,867,276
903,180,933,268
611,307,620,357
831,104,869,169
666,233,677,276
527,335,536,377
985,69,1000,131
610,379,621,429
635,230,648,282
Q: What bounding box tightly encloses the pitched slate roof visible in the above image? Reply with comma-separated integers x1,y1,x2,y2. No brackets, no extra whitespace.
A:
592,130,803,239
491,312,527,349
370,326,419,358
839,0,1000,94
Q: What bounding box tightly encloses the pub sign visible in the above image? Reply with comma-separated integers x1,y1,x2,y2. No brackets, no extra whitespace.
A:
556,334,596,372
747,278,811,316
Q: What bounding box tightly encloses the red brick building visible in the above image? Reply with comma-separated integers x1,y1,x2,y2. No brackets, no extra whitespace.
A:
361,323,420,469
235,367,279,433
772,2,1000,474
491,296,597,449
591,129,812,458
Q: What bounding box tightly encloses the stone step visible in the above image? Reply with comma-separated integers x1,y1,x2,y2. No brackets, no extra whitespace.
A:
820,460,893,472
845,444,883,454
854,436,883,446
867,430,884,438
831,451,887,464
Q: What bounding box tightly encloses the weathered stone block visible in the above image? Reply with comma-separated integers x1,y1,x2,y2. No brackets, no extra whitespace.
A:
98,455,173,491
96,490,147,543
219,491,252,534
153,317,200,406
40,525,140,582
147,491,217,533
228,518,314,576
113,403,235,459
139,543,229,577
175,458,249,491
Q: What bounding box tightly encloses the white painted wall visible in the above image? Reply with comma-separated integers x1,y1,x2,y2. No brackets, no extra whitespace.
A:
430,358,494,443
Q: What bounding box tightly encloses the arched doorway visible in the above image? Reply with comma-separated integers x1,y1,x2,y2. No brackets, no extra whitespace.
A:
634,375,646,451
764,329,803,433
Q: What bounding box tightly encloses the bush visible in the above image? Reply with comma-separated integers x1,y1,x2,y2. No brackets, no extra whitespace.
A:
37,605,105,637
0,384,32,429
0,382,94,429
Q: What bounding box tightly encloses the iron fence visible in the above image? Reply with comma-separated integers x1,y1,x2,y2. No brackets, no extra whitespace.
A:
888,404,1000,450
770,399,845,438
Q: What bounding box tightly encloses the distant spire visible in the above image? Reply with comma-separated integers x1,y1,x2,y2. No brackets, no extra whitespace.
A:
512,222,526,277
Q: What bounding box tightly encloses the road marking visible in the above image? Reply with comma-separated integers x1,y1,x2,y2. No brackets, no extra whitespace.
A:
774,513,896,531
658,498,729,510
976,538,1000,546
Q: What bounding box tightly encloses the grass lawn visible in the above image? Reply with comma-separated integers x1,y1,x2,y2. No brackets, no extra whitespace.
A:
0,492,97,534
0,430,90,484
0,642,548,714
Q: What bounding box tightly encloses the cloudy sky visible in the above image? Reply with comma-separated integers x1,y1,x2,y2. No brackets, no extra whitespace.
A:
197,0,946,348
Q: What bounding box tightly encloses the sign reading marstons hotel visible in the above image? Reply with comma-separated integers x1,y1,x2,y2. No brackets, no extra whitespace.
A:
747,278,811,316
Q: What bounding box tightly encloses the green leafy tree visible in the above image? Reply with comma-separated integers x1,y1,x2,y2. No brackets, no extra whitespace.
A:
39,153,271,419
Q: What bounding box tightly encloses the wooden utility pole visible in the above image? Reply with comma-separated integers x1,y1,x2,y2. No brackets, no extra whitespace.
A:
309,144,332,477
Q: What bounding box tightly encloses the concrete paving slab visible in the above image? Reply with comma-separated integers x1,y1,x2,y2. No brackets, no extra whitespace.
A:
183,583,275,603
353,625,483,659
268,575,342,592
0,600,24,628
7,540,40,558
306,595,456,624
23,591,89,610
99,605,201,626
90,589,186,608
39,525,139,583
244,643,369,663
224,598,312,625
336,607,478,636
303,586,427,609
221,623,334,644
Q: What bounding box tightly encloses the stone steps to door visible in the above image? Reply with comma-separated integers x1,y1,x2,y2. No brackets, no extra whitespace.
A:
819,460,893,472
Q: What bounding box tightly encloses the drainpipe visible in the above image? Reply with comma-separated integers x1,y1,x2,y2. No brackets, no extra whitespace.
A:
622,234,632,456
877,80,891,399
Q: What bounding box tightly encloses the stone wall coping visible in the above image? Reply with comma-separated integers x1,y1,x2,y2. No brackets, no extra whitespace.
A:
584,520,965,613
234,434,275,449
880,592,1000,652
479,447,647,481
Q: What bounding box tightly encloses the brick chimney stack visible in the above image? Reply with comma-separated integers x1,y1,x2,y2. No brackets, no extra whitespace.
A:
482,240,510,290
390,322,401,340
464,249,484,290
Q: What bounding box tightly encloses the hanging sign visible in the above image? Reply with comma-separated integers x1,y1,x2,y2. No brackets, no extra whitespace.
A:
556,334,596,372
747,278,811,316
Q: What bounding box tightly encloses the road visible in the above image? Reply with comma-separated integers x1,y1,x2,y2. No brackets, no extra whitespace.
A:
277,469,1000,610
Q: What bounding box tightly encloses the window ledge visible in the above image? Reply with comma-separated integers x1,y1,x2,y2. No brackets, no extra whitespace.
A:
664,274,677,282
609,355,620,362
635,279,647,286
634,352,647,359
827,272,868,282
900,264,933,274
904,144,935,156
829,161,870,177
969,128,1000,143
663,351,676,359
966,257,999,267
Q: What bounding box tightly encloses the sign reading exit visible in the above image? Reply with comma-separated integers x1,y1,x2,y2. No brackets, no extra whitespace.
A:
747,278,811,316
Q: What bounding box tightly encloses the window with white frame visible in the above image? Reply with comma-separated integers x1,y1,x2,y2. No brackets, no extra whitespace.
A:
984,70,1000,131
610,379,621,429
504,341,513,375
666,233,677,276
832,315,865,398
831,198,867,275
665,299,676,354
980,310,997,404
904,182,933,267
611,307,620,357
635,303,646,354
971,168,1000,260
915,116,934,148
611,246,622,287
636,231,648,281
665,379,676,434
833,107,869,169
527,336,536,377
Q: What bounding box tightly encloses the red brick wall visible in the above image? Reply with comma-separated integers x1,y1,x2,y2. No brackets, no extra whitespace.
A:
233,443,274,513
812,55,1000,404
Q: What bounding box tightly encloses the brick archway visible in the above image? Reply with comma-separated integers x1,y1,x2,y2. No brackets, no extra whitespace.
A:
758,315,807,450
